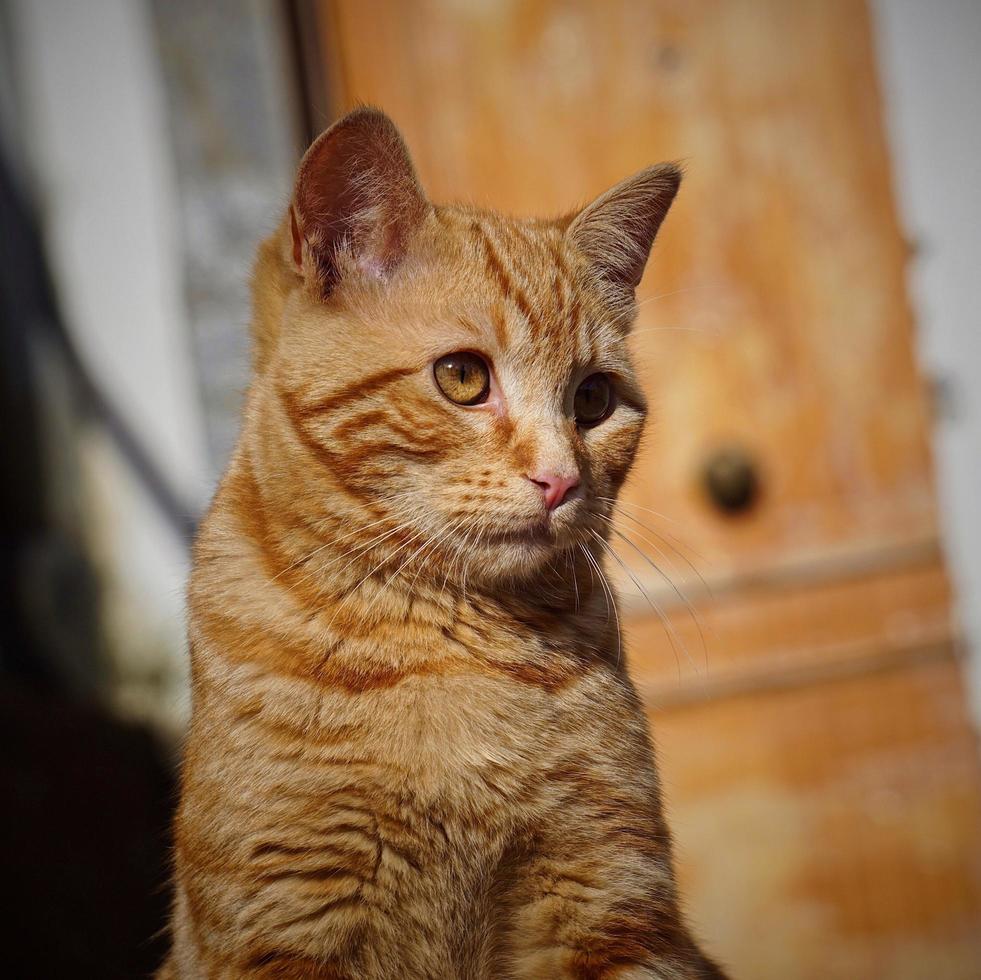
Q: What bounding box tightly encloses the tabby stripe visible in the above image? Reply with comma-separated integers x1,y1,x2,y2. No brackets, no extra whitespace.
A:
490,306,509,350
291,366,416,420
257,866,364,886
333,409,446,452
511,224,554,341
279,382,448,494
251,842,319,859
330,408,390,442
277,384,383,504
550,239,575,332
235,452,300,582
473,220,539,330
270,898,366,933
355,440,447,462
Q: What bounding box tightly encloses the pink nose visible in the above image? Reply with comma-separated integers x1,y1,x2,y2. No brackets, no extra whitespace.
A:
528,471,581,511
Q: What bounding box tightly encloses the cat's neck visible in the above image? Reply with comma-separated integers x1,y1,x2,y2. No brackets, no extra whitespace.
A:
189,449,618,686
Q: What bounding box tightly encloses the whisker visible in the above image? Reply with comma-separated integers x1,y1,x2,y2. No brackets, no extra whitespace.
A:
415,513,472,585
438,520,467,604
578,542,603,619
280,493,424,597
605,286,721,333
405,515,465,598
363,514,469,617
606,510,711,601
566,549,580,613
288,502,432,602
598,496,710,571
268,489,422,584
270,539,335,583
595,511,707,619
639,283,722,304
281,521,406,599
440,512,482,603
597,495,689,534
604,522,709,671
324,523,430,629
630,324,721,338
589,529,696,679
579,542,621,668
599,495,700,540
458,516,485,604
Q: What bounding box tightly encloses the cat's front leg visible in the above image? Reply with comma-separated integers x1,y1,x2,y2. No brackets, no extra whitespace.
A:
503,771,725,979
507,873,722,980
506,864,726,980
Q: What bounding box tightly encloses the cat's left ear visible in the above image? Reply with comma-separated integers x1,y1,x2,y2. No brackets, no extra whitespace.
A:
564,163,682,297
289,107,430,296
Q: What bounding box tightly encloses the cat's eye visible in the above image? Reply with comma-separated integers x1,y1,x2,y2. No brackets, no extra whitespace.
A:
433,352,491,406
574,373,613,426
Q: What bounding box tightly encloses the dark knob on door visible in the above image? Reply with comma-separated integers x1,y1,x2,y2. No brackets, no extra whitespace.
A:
702,446,760,515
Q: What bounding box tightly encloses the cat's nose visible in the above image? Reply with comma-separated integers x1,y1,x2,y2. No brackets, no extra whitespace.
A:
527,471,580,511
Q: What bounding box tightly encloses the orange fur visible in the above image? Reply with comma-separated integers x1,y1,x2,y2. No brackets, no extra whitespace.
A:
162,108,724,979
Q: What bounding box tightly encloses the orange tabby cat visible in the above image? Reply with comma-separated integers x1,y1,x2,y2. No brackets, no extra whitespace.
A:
162,107,725,979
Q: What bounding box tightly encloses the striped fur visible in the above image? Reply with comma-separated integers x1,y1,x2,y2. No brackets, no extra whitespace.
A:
162,109,724,978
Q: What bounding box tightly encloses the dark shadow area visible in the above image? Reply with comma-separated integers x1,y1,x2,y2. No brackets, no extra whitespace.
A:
0,686,174,978
0,133,175,977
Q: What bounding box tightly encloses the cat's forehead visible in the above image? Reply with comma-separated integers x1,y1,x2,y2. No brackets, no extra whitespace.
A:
434,206,622,372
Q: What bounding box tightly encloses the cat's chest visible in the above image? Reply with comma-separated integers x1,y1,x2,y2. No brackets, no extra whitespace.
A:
324,670,574,790
224,662,598,818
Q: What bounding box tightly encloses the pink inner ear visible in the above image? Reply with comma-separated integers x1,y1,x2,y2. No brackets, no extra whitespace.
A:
289,108,430,296
357,253,388,280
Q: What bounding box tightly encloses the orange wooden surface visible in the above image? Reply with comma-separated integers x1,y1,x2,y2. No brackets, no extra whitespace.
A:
311,1,981,975
656,660,981,979
626,550,953,703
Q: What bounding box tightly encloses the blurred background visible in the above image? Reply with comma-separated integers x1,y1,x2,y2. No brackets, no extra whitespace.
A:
1,0,979,977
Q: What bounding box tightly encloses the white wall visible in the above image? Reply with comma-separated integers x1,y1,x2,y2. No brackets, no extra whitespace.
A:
9,0,210,732
872,0,981,724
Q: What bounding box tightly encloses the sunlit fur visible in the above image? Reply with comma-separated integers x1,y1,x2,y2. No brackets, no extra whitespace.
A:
162,109,724,979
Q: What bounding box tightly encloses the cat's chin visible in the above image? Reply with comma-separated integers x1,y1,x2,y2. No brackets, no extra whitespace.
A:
483,523,553,547
458,520,582,586
462,543,555,586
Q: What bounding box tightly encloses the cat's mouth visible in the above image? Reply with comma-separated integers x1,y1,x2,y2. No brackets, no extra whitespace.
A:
485,523,552,545
482,508,583,549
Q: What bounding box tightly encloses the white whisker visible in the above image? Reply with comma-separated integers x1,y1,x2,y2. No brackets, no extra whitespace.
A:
602,521,709,671
579,542,620,667
589,529,696,679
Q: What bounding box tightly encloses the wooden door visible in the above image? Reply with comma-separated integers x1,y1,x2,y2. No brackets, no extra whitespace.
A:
309,1,981,975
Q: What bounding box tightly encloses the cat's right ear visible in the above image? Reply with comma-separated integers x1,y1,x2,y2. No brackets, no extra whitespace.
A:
564,163,682,300
289,107,430,296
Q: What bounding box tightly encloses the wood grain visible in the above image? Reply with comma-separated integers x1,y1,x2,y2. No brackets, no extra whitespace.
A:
312,1,981,975
655,660,981,979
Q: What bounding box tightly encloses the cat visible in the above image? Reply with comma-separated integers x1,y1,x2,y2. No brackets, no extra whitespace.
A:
161,106,725,979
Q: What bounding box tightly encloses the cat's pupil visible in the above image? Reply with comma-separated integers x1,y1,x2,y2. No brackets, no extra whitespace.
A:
575,374,612,426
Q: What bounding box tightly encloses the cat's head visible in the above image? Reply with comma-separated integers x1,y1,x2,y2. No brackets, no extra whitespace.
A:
248,108,679,587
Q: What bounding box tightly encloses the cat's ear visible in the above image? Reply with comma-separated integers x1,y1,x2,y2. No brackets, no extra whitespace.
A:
564,163,682,295
289,107,430,295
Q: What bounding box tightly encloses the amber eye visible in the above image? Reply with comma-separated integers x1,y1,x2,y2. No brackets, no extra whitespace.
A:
574,373,613,426
434,352,491,406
